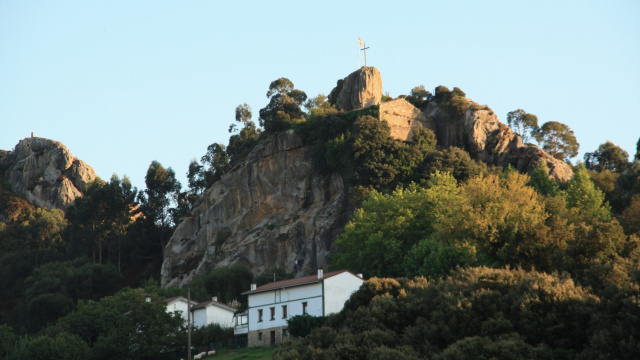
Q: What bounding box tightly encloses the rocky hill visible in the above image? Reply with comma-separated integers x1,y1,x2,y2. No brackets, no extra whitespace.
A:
161,67,574,287
0,137,97,209
161,131,350,287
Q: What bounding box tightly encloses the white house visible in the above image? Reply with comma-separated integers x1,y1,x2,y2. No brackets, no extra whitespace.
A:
240,269,364,347
191,297,237,329
165,296,198,324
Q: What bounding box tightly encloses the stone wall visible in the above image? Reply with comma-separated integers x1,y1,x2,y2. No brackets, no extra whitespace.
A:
380,98,437,141
248,327,290,347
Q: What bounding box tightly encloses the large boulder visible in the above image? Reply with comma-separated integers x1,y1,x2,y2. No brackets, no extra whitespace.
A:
0,137,98,209
161,131,350,288
328,66,382,111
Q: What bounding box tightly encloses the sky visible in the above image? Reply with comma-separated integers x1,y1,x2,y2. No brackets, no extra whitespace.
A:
1,1,639,191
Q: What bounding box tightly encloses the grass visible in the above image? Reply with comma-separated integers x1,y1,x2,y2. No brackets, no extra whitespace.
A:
201,346,275,360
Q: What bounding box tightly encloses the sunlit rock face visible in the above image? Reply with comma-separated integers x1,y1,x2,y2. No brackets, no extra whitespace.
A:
161,131,350,288
0,137,98,210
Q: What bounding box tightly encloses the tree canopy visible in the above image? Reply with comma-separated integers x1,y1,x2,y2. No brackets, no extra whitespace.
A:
534,121,579,161
506,109,538,144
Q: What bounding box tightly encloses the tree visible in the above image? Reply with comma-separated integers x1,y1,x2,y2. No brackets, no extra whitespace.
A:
304,94,338,118
141,161,181,257
405,85,432,108
200,143,229,186
584,141,630,173
565,164,610,221
20,332,91,360
506,109,538,144
333,172,462,277
533,121,579,161
235,103,252,125
259,77,307,133
54,288,184,360
65,177,136,267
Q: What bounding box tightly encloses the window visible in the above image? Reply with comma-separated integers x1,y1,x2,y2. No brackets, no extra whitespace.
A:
302,302,308,315
270,307,275,321
283,328,289,337
282,305,287,318
258,332,263,340
258,309,263,322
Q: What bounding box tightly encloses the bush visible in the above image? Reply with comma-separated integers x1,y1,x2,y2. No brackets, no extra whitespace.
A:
287,314,327,338
19,332,90,360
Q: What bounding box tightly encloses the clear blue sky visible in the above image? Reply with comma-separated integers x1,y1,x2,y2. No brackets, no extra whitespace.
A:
2,1,639,190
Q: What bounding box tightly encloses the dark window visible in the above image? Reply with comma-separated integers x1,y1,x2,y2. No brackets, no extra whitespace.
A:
302,302,308,315
258,309,263,322
282,305,287,318
270,307,275,321
270,330,276,345
258,332,263,340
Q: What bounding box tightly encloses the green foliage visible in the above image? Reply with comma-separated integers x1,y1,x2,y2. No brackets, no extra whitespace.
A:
280,268,612,359
187,264,254,304
405,85,432,108
54,287,184,360
584,140,630,173
287,314,327,338
254,265,292,286
333,172,462,277
418,147,488,183
506,109,539,144
259,77,307,134
192,323,234,349
0,324,16,359
433,85,469,120
527,161,559,196
65,177,137,266
534,121,580,161
621,194,640,235
565,164,610,221
19,332,90,360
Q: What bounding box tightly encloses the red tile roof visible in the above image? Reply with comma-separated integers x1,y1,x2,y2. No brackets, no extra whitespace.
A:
241,270,358,295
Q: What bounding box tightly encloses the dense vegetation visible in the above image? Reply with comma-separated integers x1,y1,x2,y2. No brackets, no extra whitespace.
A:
1,75,639,359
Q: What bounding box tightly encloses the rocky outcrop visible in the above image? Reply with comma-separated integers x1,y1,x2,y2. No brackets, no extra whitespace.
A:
328,66,382,111
424,100,573,182
161,131,349,288
0,137,98,209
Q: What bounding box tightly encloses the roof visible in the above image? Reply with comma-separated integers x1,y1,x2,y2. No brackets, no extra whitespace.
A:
165,296,198,305
241,270,360,295
191,299,238,313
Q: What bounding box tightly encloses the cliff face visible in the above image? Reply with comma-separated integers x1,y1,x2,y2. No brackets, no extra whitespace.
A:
161,131,349,288
424,100,574,181
0,137,98,209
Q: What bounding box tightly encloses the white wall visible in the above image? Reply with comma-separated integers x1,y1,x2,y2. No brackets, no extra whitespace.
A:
248,282,323,331
206,305,235,328
193,307,207,328
192,304,235,328
323,272,363,315
166,299,191,323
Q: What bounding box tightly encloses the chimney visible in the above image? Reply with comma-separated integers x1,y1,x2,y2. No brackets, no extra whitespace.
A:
318,269,323,279
250,283,257,291
357,273,363,279
212,296,218,302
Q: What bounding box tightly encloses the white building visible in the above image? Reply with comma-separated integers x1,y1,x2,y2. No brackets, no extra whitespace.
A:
165,296,198,324
241,269,364,347
192,297,237,329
